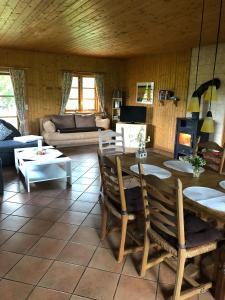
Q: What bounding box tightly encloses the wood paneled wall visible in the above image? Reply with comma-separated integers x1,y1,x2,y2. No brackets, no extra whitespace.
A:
0,48,125,133
0,47,191,152
125,51,191,153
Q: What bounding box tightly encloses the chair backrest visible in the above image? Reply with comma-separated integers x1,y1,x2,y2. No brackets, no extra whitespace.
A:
98,128,125,155
198,141,225,174
138,164,185,248
98,151,127,213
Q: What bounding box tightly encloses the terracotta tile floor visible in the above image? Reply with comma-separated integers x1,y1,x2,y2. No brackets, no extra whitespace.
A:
0,145,214,300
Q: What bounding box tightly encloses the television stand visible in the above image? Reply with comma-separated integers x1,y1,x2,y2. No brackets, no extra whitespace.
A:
116,122,147,150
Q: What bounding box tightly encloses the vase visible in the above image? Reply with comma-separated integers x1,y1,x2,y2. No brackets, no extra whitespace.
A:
193,167,200,178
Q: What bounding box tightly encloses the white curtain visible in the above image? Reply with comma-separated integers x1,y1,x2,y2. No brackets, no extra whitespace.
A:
60,72,73,115
10,69,28,135
95,74,105,114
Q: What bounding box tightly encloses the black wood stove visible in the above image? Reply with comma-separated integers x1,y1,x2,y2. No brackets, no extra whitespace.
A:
174,118,208,159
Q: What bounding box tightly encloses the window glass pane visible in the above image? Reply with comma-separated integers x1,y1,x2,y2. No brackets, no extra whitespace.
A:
82,77,95,88
83,100,95,110
71,77,78,88
0,74,14,96
83,88,95,99
0,74,17,127
66,99,79,110
69,88,78,99
0,97,17,116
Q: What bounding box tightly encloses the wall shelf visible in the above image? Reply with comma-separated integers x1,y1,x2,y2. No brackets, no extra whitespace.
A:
159,98,179,107
112,96,123,124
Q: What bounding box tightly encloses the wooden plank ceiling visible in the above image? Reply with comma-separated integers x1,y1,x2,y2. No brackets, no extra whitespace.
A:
0,0,224,57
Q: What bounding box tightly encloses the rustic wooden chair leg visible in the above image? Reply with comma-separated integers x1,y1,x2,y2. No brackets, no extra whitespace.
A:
173,249,186,300
215,244,225,300
140,233,150,277
100,206,108,240
118,216,128,263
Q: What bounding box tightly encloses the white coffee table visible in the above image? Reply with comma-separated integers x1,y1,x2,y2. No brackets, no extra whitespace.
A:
14,146,72,192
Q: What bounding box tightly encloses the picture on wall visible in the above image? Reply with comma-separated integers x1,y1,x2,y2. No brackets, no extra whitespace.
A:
136,82,154,105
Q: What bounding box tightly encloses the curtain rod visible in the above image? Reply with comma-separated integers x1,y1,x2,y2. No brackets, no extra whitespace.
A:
0,66,30,70
62,70,105,74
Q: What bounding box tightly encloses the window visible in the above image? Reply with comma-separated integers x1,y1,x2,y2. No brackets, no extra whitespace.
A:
66,75,98,112
0,73,17,128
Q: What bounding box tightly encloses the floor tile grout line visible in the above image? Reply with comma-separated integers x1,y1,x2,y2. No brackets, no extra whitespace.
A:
0,154,171,299
112,247,127,299
19,158,100,298
71,240,101,296
155,262,161,300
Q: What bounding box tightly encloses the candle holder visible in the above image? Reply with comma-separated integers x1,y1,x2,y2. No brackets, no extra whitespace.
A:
37,139,45,155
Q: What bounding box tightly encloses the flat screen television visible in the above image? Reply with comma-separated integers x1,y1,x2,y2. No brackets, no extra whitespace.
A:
120,106,146,123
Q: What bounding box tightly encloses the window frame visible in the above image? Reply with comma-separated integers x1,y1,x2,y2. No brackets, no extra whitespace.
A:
65,74,99,113
0,71,18,128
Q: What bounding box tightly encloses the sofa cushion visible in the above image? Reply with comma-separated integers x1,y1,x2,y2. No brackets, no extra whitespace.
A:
43,120,56,133
0,140,38,152
0,140,39,167
0,119,21,140
96,118,110,130
57,127,103,133
51,115,75,129
0,123,13,140
75,114,96,128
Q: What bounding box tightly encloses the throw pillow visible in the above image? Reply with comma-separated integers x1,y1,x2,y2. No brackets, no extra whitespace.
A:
0,119,21,140
0,123,13,140
43,120,56,133
51,115,75,129
75,114,96,128
96,118,110,129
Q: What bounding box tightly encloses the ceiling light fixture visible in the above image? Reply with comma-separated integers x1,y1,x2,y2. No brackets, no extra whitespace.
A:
204,0,222,103
187,0,205,113
201,0,222,133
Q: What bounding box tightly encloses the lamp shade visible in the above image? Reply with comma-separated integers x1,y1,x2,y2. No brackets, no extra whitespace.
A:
187,97,200,112
204,85,218,102
201,111,215,133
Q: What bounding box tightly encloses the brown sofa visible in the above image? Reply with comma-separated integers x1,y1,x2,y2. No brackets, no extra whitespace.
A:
40,114,111,147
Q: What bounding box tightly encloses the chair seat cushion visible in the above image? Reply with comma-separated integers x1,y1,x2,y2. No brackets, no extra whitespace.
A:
124,186,143,213
151,213,223,249
184,214,223,248
184,213,212,233
109,186,143,214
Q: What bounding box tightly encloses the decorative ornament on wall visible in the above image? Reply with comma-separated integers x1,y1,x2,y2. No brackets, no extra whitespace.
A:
136,82,154,105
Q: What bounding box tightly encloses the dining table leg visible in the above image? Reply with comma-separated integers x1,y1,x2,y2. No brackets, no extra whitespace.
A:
215,243,225,300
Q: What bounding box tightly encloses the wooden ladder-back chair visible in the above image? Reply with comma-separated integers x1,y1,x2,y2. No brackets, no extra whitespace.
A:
98,128,125,155
198,141,225,174
138,166,223,300
98,152,143,263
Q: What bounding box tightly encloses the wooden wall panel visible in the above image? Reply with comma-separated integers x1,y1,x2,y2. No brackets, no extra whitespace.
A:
0,0,223,57
0,48,125,133
125,51,191,153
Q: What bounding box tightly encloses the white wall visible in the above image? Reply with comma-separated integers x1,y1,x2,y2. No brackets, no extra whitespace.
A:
187,43,225,145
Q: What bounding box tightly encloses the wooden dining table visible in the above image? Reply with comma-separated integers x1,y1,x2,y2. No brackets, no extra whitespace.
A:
116,150,225,300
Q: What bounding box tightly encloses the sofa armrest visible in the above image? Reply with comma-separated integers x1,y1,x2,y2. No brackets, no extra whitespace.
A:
43,120,56,133
95,118,110,130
